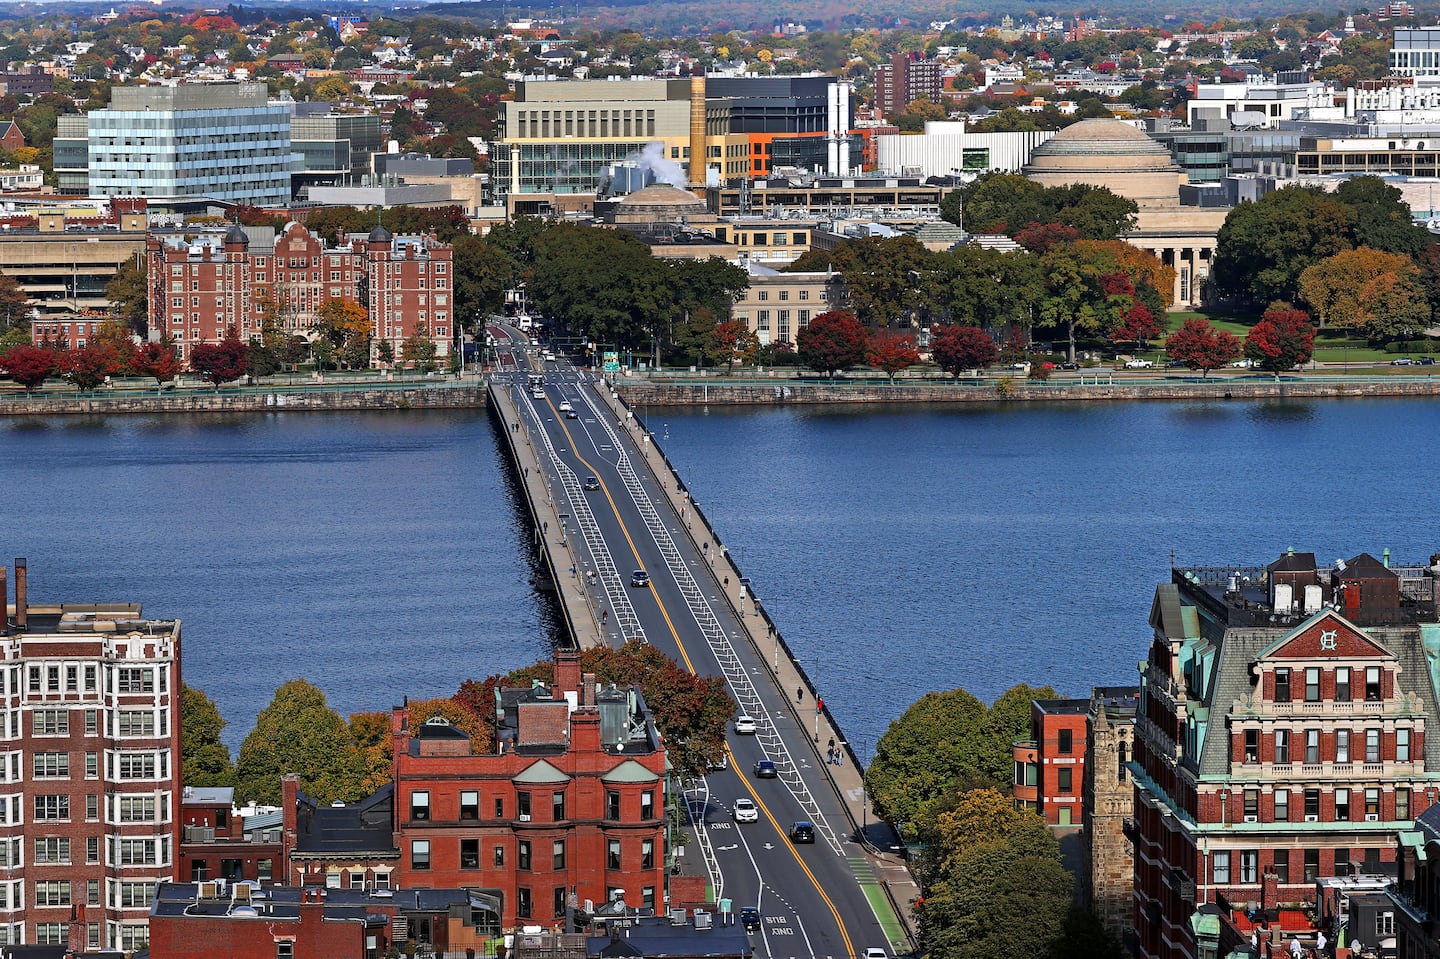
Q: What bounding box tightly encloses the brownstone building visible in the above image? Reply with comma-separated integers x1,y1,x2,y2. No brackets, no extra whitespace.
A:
1132,549,1440,959
1082,686,1138,943
146,222,453,365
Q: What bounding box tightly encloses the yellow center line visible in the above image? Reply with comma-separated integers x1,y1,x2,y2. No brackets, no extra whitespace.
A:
543,395,858,959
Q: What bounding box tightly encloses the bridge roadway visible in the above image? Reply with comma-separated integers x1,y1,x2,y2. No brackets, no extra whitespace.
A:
487,332,910,959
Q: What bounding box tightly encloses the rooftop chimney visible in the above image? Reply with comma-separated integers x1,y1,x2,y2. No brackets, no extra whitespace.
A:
14,558,26,631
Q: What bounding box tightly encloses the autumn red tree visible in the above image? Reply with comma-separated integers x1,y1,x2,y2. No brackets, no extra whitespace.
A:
1112,302,1162,348
796,310,868,378
190,326,249,388
866,332,921,383
61,345,120,391
930,325,999,378
0,343,57,392
1245,305,1316,378
1165,318,1242,377
137,340,181,388
1014,222,1081,254
712,319,756,373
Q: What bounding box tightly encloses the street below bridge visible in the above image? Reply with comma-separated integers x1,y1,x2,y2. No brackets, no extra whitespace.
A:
488,329,914,959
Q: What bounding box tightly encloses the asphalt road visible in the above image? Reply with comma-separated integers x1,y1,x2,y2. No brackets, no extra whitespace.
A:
491,332,896,959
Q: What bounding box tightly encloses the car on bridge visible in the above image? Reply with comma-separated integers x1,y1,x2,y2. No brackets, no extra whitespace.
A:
753,759,777,779
740,907,761,932
565,409,578,419
733,798,758,823
583,476,600,491
630,569,650,588
789,821,815,844
734,715,757,735
559,400,572,411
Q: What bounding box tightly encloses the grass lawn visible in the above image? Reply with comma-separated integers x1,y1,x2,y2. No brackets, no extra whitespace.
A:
1164,311,1255,338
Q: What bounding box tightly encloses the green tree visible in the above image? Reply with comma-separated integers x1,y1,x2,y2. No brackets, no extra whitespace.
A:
0,269,30,333
235,679,363,806
1211,186,1356,307
866,688,988,834
452,234,518,326
402,322,439,372
817,236,941,326
974,683,1058,786
1335,176,1431,257
182,685,234,788
105,257,148,335
530,224,671,350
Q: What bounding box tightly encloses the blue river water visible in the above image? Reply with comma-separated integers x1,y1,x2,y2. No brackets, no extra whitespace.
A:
2,398,1438,758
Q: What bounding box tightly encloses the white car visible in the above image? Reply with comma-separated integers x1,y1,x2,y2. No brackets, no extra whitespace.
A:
1232,358,1256,368
734,715,757,735
1123,358,1153,369
733,798,759,823
558,400,572,412
864,949,888,959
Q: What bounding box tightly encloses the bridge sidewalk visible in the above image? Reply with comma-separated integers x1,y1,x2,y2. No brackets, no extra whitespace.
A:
592,379,922,950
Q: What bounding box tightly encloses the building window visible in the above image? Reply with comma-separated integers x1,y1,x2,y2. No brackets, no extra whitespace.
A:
553,791,565,822
1335,789,1350,821
1244,790,1258,819
642,791,654,819
1240,851,1258,883
35,838,69,864
1336,667,1351,702
518,792,531,820
1058,768,1073,793
1366,728,1380,763
1366,788,1380,818
1058,729,1073,754
33,753,69,778
35,924,68,946
1335,848,1351,876
460,838,480,869
517,888,532,919
642,840,654,870
34,795,69,821
1213,851,1230,884
460,790,479,820
1273,849,1290,883
1275,668,1291,703
1305,729,1320,763
411,840,430,871
35,881,71,906
1305,667,1320,702
518,840,531,871
1244,729,1258,762
494,845,504,867
35,710,68,736
607,791,621,820
1304,849,1320,882
1118,742,1128,780
495,797,504,819
1337,729,1350,763
608,839,622,870
1398,728,1412,762
1274,790,1289,821
1366,667,1381,701
1398,788,1411,822
554,886,567,918
553,840,566,870
1377,912,1396,938
1304,789,1321,819
411,791,429,821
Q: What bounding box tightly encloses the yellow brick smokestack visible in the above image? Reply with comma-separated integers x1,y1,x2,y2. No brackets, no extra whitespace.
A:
689,75,707,190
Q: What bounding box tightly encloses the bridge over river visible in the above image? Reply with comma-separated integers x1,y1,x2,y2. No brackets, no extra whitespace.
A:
485,327,919,959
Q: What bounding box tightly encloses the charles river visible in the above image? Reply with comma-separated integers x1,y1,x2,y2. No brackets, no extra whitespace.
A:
4,397,1440,756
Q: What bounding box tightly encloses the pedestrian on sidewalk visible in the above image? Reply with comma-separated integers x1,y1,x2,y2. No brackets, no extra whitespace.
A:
828,736,836,752
826,747,835,765
602,609,609,625
796,686,803,703
834,750,843,767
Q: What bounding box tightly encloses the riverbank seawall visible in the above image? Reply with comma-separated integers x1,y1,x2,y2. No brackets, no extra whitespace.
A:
0,381,486,416
614,373,1440,406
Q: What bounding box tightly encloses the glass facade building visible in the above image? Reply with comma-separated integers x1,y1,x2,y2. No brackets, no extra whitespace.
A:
76,83,295,205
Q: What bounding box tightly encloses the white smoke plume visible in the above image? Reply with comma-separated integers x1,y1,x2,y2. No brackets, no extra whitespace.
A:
636,141,688,187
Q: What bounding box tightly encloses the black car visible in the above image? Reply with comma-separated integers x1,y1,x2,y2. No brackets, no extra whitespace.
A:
789,821,815,844
753,759,777,779
630,569,650,588
583,476,600,491
740,907,761,932
1422,357,1437,366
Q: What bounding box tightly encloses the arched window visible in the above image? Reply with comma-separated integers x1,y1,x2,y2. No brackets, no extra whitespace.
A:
1117,741,1129,781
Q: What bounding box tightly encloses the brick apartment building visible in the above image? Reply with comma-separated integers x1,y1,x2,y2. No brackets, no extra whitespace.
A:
873,51,943,118
147,882,494,959
0,558,181,954
281,650,676,929
1132,549,1440,959
145,221,453,365
178,786,283,886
